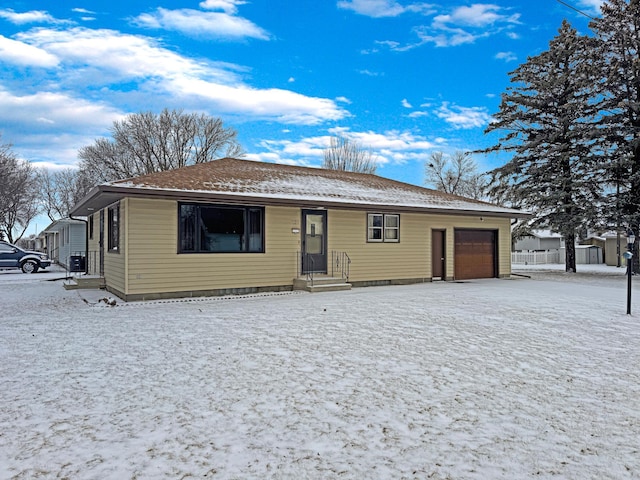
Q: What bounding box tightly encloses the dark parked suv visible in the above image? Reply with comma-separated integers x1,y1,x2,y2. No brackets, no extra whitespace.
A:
0,241,51,273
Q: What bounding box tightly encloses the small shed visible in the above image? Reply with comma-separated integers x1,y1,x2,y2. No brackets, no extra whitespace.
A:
575,245,603,264
602,231,629,267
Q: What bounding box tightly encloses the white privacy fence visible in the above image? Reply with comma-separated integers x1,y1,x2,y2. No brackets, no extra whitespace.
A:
511,251,562,265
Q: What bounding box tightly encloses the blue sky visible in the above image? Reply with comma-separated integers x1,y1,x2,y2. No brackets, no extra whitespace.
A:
0,0,603,235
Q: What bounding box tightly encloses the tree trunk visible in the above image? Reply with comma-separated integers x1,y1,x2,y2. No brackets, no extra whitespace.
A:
564,233,577,272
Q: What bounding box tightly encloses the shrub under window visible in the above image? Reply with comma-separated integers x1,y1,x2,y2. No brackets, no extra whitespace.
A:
179,203,264,253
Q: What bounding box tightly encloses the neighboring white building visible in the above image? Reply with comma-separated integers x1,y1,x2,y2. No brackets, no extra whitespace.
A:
512,229,604,265
513,229,565,251
43,218,87,271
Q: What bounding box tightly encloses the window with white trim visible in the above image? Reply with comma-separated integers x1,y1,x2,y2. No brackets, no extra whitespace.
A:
367,213,400,243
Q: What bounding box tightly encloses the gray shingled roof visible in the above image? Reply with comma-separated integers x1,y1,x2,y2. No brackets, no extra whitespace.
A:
71,158,528,218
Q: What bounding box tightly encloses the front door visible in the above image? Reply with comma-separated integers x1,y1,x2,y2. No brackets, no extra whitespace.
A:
432,229,446,279
301,210,327,274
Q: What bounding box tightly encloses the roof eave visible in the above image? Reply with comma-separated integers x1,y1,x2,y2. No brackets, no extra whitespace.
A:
70,184,532,219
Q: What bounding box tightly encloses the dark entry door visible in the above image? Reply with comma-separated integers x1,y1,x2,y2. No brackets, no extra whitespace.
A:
99,210,105,276
302,210,327,274
432,229,446,279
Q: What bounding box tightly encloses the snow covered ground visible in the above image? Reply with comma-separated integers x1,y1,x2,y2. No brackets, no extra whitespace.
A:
1,265,639,479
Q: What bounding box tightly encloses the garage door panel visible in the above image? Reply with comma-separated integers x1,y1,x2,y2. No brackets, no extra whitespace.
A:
454,230,497,280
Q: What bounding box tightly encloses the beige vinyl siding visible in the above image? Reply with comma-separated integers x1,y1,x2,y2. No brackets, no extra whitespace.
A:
103,200,126,294
328,210,429,282
123,198,300,296
328,210,512,282
105,197,513,298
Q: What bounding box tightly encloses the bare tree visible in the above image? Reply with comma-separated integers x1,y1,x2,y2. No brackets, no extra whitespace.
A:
322,135,378,174
425,151,488,199
38,168,93,221
0,138,39,242
78,108,244,182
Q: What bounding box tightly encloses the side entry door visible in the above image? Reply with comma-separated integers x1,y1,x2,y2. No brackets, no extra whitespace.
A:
301,210,327,274
432,229,446,279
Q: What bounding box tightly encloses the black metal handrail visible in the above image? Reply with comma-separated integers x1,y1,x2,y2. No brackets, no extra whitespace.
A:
331,251,351,281
297,251,315,286
298,251,350,286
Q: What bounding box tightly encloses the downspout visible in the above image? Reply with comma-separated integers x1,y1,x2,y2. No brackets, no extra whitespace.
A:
69,214,89,275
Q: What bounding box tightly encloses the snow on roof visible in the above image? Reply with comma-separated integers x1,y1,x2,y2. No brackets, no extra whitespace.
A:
43,218,86,232
528,229,563,239
106,158,525,216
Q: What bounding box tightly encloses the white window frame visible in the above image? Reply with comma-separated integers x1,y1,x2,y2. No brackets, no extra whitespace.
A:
367,213,400,243
384,214,400,242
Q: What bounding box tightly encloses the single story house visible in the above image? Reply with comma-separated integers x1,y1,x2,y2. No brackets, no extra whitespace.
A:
43,218,87,271
575,244,603,264
69,158,528,301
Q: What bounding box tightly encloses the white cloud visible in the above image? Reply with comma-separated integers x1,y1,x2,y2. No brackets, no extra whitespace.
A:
72,8,95,14
337,0,406,18
495,51,517,62
401,98,412,108
288,77,295,83
337,128,435,153
433,4,520,28
0,35,59,67
15,27,346,125
252,128,438,167
0,87,124,165
435,102,491,129
577,0,604,15
17,28,223,83
337,0,434,18
409,26,479,48
199,0,246,14
358,69,383,76
0,88,123,129
134,8,269,41
378,3,521,50
172,78,347,124
0,9,58,25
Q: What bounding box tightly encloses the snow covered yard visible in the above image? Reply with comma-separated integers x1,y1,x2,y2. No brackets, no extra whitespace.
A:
1,266,639,479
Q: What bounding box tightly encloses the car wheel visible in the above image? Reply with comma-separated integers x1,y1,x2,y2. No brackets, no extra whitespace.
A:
21,260,39,274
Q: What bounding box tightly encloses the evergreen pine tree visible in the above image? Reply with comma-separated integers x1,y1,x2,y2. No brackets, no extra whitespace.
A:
589,0,640,266
483,21,600,272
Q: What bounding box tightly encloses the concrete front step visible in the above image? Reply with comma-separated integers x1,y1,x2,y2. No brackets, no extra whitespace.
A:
293,276,352,292
306,283,352,293
63,276,106,290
